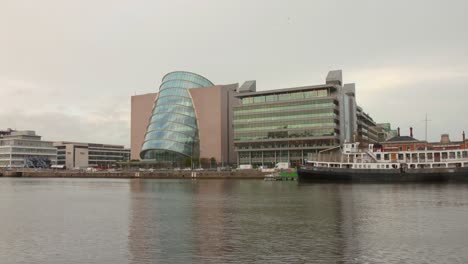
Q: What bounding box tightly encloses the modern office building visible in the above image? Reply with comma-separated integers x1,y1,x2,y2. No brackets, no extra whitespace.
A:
131,70,384,167
233,70,382,166
0,129,57,168
53,141,130,168
131,71,239,165
357,106,378,143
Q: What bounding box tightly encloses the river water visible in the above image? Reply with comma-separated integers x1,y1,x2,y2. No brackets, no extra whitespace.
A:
1,178,468,264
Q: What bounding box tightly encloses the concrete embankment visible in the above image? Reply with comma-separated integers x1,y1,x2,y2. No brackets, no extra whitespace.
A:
3,170,266,179
1,171,22,177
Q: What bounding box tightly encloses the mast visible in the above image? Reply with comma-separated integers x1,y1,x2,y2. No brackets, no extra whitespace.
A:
423,113,431,142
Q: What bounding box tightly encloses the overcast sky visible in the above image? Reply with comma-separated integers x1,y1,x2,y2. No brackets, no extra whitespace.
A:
2,0,468,147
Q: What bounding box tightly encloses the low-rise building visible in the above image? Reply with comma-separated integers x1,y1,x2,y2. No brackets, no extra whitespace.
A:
382,129,467,152
0,129,57,168
53,142,130,169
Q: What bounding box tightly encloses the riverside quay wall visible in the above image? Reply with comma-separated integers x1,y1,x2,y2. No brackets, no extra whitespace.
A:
1,169,266,179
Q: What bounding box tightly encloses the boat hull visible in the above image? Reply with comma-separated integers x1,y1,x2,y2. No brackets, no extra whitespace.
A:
298,167,468,183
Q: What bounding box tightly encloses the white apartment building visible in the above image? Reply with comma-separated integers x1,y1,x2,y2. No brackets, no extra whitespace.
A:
0,129,57,168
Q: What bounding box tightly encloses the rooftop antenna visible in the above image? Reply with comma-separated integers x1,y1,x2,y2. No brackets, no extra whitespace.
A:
423,113,432,142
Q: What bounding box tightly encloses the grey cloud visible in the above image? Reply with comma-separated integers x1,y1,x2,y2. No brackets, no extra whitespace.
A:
1,0,468,144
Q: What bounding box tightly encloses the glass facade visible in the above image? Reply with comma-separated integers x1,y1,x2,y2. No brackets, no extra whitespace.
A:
233,88,340,166
140,71,214,163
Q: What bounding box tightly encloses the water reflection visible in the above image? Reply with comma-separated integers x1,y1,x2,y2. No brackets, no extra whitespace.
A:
128,180,349,263
128,181,468,263
2,178,468,263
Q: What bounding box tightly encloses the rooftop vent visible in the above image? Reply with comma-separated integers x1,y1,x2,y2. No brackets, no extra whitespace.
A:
326,70,342,86
237,80,256,93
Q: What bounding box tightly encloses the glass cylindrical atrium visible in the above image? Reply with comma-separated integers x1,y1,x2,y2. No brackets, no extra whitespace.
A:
140,71,214,163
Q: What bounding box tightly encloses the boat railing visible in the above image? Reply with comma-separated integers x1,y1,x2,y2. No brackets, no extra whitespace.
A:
308,153,343,162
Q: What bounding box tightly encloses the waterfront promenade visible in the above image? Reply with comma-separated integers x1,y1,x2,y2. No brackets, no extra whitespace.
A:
0,168,266,179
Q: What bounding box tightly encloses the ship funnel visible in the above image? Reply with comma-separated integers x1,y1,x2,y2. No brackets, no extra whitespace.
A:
410,127,413,138
397,127,400,136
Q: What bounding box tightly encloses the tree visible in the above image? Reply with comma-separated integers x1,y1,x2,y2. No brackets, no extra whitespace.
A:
210,157,216,168
200,158,210,168
183,157,192,168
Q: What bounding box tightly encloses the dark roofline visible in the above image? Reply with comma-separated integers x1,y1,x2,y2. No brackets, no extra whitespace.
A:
385,135,423,143
235,84,338,98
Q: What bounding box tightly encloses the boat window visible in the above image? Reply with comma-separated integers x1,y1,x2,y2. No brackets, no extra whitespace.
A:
407,147,411,151
419,153,425,160
398,154,404,160
457,152,461,159
384,154,389,160
410,164,415,169
427,153,433,160
376,154,381,160
386,165,389,169
464,162,468,167
449,152,456,159
463,151,468,158
442,152,448,159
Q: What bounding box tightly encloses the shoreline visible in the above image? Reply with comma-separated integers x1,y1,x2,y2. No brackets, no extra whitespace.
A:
0,169,267,179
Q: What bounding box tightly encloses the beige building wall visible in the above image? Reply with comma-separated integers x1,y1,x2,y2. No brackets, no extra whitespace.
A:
74,147,89,168
219,84,239,164
190,84,239,164
190,86,223,162
65,144,74,169
130,93,158,160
